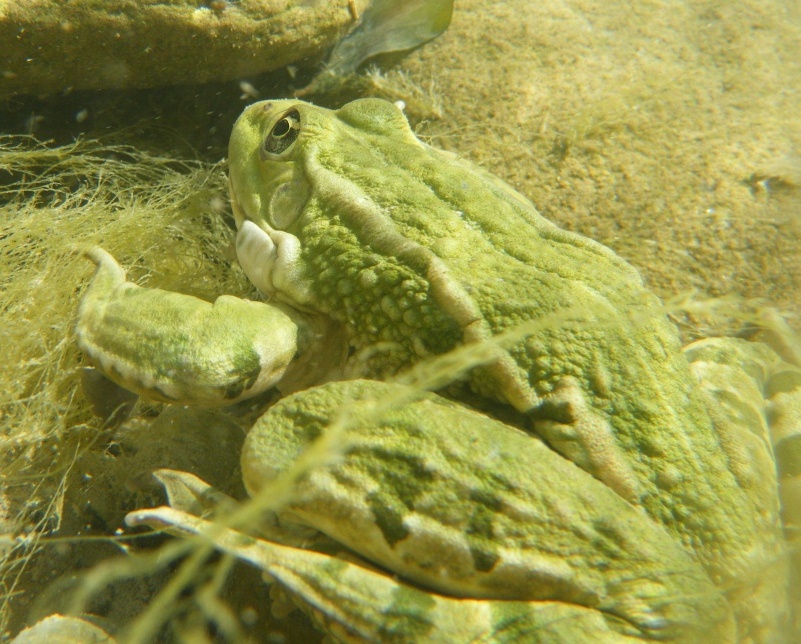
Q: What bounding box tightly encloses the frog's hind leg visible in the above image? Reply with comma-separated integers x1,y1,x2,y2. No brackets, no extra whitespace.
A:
684,336,801,639
127,506,639,644
240,379,735,642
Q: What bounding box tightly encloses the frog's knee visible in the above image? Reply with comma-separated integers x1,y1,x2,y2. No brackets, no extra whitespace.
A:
767,366,801,543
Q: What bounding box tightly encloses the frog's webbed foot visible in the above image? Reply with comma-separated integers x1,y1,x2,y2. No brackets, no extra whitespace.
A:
76,247,324,405
152,468,319,547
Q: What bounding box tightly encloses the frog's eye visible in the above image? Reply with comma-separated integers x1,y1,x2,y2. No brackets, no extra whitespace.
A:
262,109,301,158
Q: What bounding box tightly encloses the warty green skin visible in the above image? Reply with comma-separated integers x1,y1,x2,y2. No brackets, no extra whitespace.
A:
241,380,733,641
229,99,781,601
76,98,797,641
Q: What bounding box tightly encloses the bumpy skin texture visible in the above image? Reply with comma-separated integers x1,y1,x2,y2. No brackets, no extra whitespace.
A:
228,98,788,638
241,380,734,641
80,98,797,642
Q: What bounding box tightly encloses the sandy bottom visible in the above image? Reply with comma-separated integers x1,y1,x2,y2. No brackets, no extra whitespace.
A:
402,0,801,337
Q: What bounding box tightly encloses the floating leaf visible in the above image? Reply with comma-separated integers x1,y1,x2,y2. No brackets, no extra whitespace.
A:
328,0,454,76
299,0,454,96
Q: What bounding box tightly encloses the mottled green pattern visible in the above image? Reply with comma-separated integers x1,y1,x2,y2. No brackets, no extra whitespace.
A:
76,96,801,642
242,380,731,640
230,99,772,593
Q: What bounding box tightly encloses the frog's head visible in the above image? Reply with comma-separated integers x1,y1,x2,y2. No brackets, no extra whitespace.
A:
229,99,418,228
228,99,462,368
227,98,424,310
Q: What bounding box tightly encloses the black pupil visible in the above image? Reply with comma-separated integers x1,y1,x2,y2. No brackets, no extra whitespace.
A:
262,109,300,156
273,118,290,137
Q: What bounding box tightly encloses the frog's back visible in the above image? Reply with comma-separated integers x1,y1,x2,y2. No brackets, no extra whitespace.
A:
294,101,787,636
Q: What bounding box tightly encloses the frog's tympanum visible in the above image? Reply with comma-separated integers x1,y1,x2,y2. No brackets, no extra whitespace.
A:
77,99,800,642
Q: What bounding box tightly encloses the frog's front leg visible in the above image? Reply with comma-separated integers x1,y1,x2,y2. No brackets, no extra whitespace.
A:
76,247,334,405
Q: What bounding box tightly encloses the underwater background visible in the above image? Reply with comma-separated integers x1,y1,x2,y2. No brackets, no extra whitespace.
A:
1,0,799,641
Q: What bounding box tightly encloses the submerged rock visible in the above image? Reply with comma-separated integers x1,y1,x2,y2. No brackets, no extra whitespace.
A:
11,614,115,644
0,0,370,98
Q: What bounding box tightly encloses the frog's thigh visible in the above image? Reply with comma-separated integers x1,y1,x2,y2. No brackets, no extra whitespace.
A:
684,339,781,505
243,380,734,642
684,337,801,525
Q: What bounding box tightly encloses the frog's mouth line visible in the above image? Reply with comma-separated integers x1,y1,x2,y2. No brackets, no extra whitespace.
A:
228,176,249,231
228,175,313,310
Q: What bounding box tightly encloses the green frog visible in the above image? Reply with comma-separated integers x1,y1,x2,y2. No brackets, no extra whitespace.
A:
77,98,800,642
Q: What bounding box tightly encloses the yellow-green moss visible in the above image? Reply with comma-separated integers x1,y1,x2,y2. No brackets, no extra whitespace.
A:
0,136,251,634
